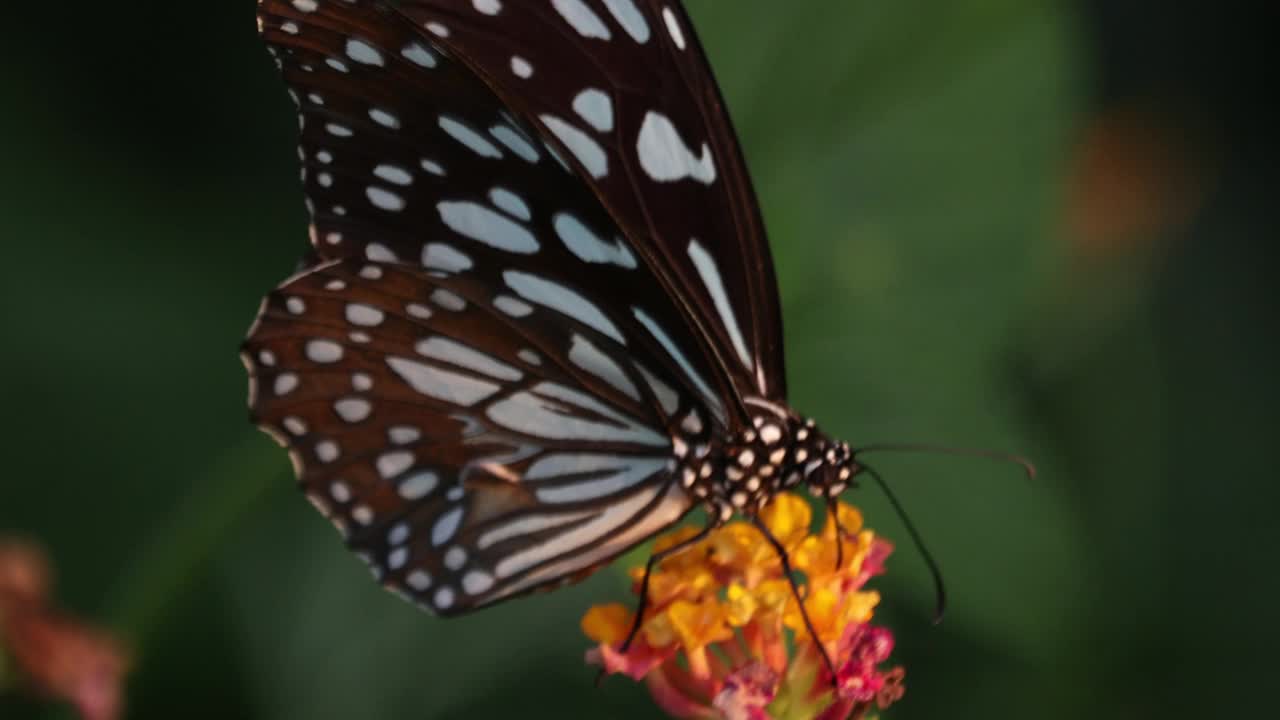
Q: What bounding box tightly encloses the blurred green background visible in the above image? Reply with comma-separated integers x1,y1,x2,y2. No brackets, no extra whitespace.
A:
2,0,1275,718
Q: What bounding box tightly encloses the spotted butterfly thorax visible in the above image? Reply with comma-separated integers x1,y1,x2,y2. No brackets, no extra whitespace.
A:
243,0,864,617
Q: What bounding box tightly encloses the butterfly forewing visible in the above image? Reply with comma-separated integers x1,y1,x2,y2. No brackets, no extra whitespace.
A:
243,258,694,613
395,0,787,400
258,0,731,424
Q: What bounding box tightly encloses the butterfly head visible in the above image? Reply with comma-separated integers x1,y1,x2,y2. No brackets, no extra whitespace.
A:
778,415,860,499
796,427,861,500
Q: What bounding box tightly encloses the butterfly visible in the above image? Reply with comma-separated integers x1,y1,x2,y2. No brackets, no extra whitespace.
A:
243,0,904,651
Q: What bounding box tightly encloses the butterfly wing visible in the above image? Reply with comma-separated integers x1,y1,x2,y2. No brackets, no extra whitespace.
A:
243,258,694,613
249,0,776,610
258,0,733,425
394,0,786,400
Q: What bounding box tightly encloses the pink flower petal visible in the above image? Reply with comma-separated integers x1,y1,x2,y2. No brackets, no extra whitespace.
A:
646,662,719,719
711,662,778,720
586,641,675,681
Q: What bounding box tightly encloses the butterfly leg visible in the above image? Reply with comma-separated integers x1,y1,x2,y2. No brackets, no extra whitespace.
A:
750,516,839,687
596,519,718,686
619,520,717,654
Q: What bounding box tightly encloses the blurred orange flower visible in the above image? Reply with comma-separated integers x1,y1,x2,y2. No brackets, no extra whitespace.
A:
0,541,130,720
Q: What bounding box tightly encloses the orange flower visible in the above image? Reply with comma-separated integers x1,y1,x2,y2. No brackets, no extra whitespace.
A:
584,494,904,720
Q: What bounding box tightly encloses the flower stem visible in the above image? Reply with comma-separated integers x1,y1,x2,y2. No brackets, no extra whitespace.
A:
103,436,285,645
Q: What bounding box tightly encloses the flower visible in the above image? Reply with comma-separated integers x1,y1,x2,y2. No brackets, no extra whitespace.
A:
0,540,130,720
584,494,905,719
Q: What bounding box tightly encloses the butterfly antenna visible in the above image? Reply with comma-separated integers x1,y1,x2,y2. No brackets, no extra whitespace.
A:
859,463,947,624
857,443,1036,480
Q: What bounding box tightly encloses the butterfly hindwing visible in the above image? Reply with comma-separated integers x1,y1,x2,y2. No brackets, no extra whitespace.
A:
242,258,695,613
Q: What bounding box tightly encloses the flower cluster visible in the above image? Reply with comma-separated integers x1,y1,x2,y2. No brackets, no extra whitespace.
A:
583,495,905,719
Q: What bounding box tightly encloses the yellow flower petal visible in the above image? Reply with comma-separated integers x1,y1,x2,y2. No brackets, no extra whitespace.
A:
667,597,733,652
823,502,865,539
725,582,757,626
642,610,677,648
759,494,812,548
581,603,633,645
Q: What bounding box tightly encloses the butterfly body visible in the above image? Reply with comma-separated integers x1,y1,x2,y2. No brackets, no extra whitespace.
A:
245,0,862,616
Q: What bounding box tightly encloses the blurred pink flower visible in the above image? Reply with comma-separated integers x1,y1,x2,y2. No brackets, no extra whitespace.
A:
1,541,130,720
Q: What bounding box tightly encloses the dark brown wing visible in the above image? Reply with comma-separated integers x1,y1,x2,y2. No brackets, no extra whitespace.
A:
394,0,787,400
242,259,694,613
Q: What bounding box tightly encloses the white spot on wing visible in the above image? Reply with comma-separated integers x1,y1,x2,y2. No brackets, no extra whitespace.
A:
510,56,533,78
553,212,636,268
569,334,640,401
415,337,523,381
432,507,464,546
493,484,680,582
551,0,612,40
421,243,474,273
345,303,385,327
387,357,502,406
399,471,438,500
486,382,665,446
370,108,400,129
527,454,667,503
662,6,686,49
367,186,406,212
431,289,467,311
306,339,344,364
476,509,596,549
603,0,651,43
572,88,614,133
504,271,624,343
335,397,372,423
444,547,467,570
365,243,396,262
540,115,608,178
633,307,725,423
493,295,533,318
462,570,494,595
407,570,432,591
402,42,437,68
373,164,413,186
439,116,503,158
388,425,421,445
274,373,299,396
316,441,340,463
377,451,415,479
438,201,539,253
346,39,384,66
636,111,716,184
688,238,752,371
489,187,531,221
635,363,680,417
489,125,540,163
